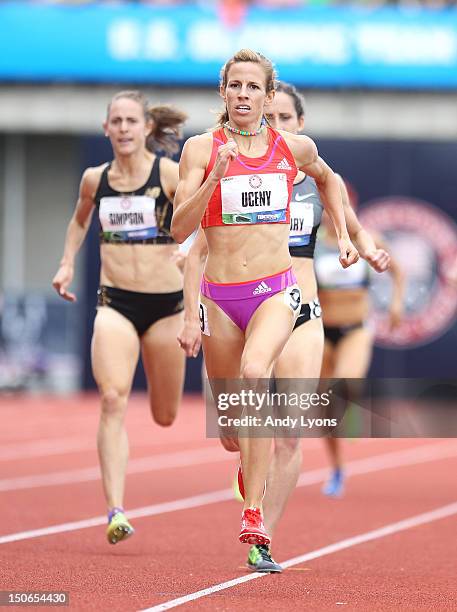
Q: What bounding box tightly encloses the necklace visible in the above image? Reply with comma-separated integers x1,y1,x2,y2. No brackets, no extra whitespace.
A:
224,116,266,137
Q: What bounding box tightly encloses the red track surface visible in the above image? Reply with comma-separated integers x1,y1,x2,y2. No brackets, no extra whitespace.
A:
0,393,456,611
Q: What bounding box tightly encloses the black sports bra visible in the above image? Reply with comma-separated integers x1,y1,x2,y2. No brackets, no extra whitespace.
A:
94,157,174,244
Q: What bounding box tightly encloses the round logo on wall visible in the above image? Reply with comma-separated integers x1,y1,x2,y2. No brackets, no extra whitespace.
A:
359,197,457,349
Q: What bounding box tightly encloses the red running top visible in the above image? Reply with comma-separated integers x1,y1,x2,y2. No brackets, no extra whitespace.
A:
201,126,297,228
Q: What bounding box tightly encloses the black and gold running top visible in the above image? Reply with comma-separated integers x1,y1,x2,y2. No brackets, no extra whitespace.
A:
94,157,174,244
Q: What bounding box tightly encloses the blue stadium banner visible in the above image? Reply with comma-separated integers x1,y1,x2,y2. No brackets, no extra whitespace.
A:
1,3,457,88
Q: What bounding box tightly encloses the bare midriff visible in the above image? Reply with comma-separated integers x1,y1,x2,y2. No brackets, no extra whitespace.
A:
319,288,369,326
204,224,291,283
100,243,182,293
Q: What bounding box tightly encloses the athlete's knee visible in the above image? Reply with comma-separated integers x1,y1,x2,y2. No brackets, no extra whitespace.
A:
240,359,269,381
150,401,178,427
219,436,240,452
153,412,176,427
99,388,127,417
274,435,301,459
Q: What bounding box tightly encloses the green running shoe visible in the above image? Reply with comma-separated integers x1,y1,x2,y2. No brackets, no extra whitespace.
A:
106,509,134,545
247,544,283,573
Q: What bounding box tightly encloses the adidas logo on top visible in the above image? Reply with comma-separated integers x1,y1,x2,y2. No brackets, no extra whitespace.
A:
253,281,272,295
277,157,292,170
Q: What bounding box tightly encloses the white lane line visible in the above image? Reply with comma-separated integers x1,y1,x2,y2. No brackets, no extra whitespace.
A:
299,440,457,486
2,438,455,494
0,436,210,462
0,435,325,462
141,500,457,611
0,438,95,461
0,447,231,492
0,441,455,545
0,489,234,545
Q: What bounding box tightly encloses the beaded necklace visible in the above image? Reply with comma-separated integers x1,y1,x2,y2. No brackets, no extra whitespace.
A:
224,116,266,137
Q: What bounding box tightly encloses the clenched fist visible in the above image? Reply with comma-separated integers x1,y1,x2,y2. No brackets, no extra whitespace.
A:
210,139,238,181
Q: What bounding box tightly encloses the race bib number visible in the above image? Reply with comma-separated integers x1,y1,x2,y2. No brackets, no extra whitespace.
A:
199,302,210,336
99,196,157,241
221,173,288,225
289,201,314,247
284,284,302,317
309,298,322,319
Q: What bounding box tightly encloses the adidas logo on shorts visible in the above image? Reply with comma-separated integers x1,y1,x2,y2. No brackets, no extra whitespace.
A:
277,157,292,170
253,281,272,295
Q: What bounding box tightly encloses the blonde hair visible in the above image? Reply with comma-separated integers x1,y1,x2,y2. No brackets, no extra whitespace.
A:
107,90,187,156
217,49,277,126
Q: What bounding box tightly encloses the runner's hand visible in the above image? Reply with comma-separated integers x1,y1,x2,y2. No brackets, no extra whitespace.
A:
363,248,391,273
338,237,359,269
52,263,76,302
210,140,238,181
177,320,202,357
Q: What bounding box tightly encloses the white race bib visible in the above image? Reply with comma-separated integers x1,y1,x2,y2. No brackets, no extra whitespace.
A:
289,201,314,246
99,196,157,240
220,173,288,224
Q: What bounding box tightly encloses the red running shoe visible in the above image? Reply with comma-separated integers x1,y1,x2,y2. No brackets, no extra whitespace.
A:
239,507,270,546
236,464,266,502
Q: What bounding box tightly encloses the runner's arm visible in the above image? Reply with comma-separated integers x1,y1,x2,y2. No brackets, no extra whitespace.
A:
52,168,98,301
177,229,208,357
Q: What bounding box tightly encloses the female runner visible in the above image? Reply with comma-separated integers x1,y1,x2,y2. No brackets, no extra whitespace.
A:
52,91,187,544
172,54,358,547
